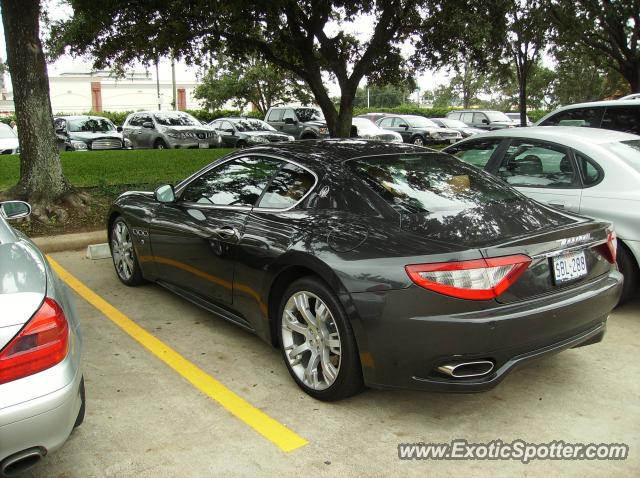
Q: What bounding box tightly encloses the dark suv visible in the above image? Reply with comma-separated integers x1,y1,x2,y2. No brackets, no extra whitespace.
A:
264,106,329,139
536,100,640,136
54,115,127,151
446,110,515,130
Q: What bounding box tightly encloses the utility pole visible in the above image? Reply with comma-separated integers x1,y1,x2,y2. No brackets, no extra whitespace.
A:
155,58,161,110
171,55,177,111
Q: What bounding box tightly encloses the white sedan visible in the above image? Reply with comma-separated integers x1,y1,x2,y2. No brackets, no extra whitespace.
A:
443,126,640,303
351,117,403,142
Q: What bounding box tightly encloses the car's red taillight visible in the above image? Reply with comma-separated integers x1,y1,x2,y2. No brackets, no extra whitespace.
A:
405,255,532,300
599,230,617,264
0,297,69,385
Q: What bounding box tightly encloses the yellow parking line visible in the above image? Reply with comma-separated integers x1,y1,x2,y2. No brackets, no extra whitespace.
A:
47,255,308,452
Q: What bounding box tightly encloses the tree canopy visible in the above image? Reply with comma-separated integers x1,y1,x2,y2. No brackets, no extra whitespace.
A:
194,58,313,115
51,0,422,137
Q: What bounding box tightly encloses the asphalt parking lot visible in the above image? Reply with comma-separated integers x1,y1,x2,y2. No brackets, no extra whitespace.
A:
22,250,640,478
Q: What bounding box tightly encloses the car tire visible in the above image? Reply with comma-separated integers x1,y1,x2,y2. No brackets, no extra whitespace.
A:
277,276,364,401
110,217,146,286
73,377,86,429
411,135,425,146
616,242,638,305
154,139,168,149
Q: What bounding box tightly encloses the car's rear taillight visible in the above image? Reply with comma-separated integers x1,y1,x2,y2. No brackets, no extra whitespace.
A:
405,255,531,300
0,298,69,385
598,230,617,264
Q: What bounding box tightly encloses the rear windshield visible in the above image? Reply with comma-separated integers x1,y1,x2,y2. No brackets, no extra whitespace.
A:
349,153,520,214
608,140,640,173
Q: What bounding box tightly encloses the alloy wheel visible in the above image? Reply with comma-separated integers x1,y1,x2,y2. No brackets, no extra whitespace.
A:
412,136,424,146
281,291,342,391
112,221,135,281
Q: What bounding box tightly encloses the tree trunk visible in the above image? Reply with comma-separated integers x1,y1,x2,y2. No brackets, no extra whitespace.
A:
519,77,527,127
1,0,70,201
335,83,357,138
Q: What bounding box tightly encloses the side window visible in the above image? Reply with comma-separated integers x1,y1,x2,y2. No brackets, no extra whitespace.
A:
601,106,640,135
497,140,578,188
473,113,487,125
395,118,409,128
54,118,66,131
575,152,602,186
446,139,503,168
258,163,316,209
282,109,296,121
462,112,473,124
540,107,604,128
127,115,140,127
268,109,284,122
448,112,460,120
181,157,282,206
220,121,234,132
378,117,394,128
138,114,153,126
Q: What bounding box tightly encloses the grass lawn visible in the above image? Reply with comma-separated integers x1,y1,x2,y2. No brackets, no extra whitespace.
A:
0,148,235,190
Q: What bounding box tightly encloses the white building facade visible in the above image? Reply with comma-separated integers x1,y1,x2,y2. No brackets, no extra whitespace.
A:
0,69,204,115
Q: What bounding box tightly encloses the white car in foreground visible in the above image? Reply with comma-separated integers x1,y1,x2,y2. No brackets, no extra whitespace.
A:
443,126,640,303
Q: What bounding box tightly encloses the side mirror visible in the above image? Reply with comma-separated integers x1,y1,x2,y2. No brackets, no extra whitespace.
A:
117,126,123,133
142,121,155,129
55,127,66,134
284,117,296,125
400,124,409,130
154,184,176,203
481,118,489,125
0,200,31,220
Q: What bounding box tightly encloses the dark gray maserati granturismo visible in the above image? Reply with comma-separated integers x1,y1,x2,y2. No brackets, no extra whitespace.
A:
107,140,622,401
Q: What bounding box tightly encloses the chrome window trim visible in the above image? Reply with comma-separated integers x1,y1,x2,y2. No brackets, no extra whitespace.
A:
174,152,318,213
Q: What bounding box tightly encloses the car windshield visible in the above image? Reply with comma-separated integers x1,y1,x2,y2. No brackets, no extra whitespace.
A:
405,116,438,128
231,119,276,132
295,108,324,122
352,118,381,133
67,118,116,133
154,112,201,126
439,119,467,128
349,153,519,215
485,111,511,122
0,124,16,138
608,140,640,173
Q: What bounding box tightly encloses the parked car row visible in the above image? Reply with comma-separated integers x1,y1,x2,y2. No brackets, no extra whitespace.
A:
46,96,640,152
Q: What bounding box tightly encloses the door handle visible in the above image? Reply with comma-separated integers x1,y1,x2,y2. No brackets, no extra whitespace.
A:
548,201,565,209
211,226,239,240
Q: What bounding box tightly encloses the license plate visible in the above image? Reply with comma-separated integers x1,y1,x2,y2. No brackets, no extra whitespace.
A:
552,251,587,283
198,143,209,149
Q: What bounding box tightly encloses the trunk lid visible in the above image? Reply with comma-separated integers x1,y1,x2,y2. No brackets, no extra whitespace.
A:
480,220,613,303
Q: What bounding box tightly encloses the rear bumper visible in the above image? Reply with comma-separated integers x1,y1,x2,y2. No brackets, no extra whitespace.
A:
0,355,83,464
349,270,623,392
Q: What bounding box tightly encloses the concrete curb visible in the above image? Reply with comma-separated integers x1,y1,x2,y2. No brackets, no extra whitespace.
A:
32,230,108,254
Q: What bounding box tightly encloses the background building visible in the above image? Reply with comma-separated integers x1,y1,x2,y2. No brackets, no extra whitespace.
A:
0,68,204,116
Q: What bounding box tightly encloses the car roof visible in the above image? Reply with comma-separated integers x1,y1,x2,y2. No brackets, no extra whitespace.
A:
449,109,503,113
55,115,113,121
542,99,640,112
230,139,435,165
457,126,638,146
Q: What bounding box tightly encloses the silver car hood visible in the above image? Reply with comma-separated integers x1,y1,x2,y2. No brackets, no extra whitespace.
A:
0,241,46,348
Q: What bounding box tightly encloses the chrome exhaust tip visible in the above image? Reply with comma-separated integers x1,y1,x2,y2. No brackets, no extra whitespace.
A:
437,360,494,378
0,447,45,477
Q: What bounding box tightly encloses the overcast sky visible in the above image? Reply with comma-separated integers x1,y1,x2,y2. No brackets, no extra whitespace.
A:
0,1,450,98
